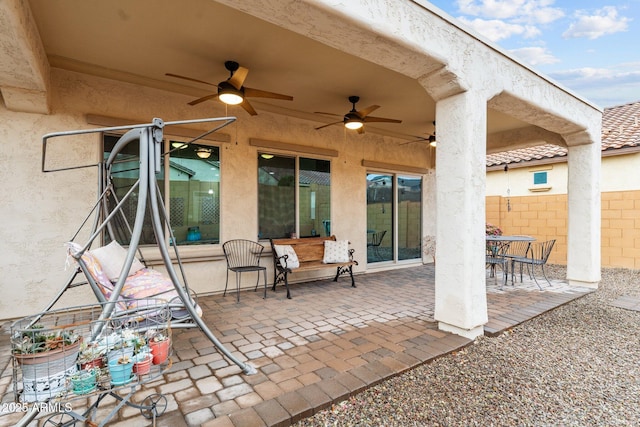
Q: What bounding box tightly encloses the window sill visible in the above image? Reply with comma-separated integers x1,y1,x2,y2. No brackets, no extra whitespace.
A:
139,244,224,266
528,185,552,192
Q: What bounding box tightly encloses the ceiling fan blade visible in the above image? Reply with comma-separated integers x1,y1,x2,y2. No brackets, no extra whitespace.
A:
399,137,428,146
364,116,402,124
244,87,293,101
357,105,380,117
314,111,342,117
228,66,249,90
240,99,258,116
166,73,217,87
315,121,342,130
188,93,219,106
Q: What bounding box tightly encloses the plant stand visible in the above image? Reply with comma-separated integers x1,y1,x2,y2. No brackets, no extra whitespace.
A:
11,300,172,426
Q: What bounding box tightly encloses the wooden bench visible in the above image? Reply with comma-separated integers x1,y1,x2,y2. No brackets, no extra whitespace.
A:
269,235,358,299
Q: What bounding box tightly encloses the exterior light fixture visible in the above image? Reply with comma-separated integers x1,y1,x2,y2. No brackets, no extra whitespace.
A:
196,147,212,159
217,82,244,105
344,113,363,130
428,135,437,147
260,153,274,159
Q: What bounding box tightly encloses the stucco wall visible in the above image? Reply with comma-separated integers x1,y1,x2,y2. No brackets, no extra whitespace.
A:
0,69,430,320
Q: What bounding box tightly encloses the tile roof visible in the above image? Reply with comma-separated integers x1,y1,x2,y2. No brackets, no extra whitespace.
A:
486,101,640,167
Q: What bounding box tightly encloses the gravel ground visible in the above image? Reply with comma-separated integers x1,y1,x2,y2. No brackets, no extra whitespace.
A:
295,266,640,427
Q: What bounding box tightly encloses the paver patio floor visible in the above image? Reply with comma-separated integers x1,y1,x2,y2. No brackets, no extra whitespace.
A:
0,264,593,426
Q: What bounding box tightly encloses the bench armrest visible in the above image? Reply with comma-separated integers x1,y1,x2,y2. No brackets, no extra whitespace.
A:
275,254,290,270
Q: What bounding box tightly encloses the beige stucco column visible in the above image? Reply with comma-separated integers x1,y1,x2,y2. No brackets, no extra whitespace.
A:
566,135,601,287
0,0,50,113
433,90,488,339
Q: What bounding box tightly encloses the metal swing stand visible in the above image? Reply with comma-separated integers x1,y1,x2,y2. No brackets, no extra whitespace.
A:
14,117,256,426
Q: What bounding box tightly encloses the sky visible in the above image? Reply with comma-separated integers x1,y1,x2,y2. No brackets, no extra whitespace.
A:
427,0,640,108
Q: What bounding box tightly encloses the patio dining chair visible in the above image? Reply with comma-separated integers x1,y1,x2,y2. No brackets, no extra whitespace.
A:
486,241,510,287
511,239,556,290
222,239,268,302
502,239,532,285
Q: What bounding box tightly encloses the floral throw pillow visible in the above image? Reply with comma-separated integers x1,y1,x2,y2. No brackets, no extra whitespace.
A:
273,244,300,269
323,240,350,263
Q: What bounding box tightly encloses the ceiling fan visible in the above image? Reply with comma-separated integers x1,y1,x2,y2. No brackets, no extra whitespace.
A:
315,96,402,133
400,121,437,146
166,60,293,116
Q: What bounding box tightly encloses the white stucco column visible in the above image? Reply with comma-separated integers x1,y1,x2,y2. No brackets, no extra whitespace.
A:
433,90,488,339
566,139,601,288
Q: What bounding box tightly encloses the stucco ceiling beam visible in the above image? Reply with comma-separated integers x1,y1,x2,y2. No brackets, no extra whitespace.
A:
418,65,467,102
0,0,50,113
488,91,587,136
563,129,599,147
487,125,566,153
213,0,446,80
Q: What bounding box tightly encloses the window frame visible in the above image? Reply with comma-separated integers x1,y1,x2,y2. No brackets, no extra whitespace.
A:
257,152,332,240
102,131,222,248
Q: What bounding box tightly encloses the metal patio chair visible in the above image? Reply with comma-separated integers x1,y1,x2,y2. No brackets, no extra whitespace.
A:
222,239,268,302
486,240,510,287
367,230,387,261
511,239,556,290
502,239,533,285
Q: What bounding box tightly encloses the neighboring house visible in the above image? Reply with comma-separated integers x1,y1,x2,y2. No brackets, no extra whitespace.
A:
486,101,640,269
0,0,601,340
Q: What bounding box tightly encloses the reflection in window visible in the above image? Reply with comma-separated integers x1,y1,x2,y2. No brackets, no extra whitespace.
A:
104,135,220,246
366,173,422,263
258,154,330,240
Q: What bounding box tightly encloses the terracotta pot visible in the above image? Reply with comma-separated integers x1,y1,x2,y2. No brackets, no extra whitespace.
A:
149,338,171,365
80,357,104,370
132,354,153,375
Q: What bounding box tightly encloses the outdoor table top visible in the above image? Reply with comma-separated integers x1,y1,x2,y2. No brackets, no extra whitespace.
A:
486,235,535,242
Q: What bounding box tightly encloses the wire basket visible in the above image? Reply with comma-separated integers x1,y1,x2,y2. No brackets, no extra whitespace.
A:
11,299,172,403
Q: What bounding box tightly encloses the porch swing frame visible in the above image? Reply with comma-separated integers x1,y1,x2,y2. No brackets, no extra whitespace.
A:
40,116,256,376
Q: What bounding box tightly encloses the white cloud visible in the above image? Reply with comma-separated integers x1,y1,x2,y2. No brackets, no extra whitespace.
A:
549,63,640,106
563,6,631,39
508,46,560,66
455,0,564,24
458,17,540,42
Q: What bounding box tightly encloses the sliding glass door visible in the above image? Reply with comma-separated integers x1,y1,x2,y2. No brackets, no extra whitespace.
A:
366,173,422,264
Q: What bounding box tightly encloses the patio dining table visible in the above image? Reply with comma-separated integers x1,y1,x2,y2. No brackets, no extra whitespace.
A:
486,235,535,285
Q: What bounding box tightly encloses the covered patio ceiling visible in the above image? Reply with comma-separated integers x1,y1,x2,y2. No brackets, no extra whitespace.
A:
15,0,539,148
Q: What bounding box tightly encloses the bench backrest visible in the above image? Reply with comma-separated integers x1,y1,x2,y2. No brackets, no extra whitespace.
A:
271,235,337,263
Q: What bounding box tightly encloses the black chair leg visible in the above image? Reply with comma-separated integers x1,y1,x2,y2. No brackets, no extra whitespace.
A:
224,270,230,297
262,269,267,299
235,272,241,303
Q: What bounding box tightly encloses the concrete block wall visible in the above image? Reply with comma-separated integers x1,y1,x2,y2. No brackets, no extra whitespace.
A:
487,190,640,269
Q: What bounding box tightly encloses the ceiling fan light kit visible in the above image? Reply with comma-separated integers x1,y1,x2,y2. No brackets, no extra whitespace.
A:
344,112,364,130
218,82,244,105
195,147,212,158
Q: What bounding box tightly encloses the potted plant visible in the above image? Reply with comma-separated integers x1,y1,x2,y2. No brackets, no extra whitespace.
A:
108,355,134,385
131,335,152,375
12,325,82,402
77,341,106,370
148,332,171,365
132,353,153,375
69,368,97,395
